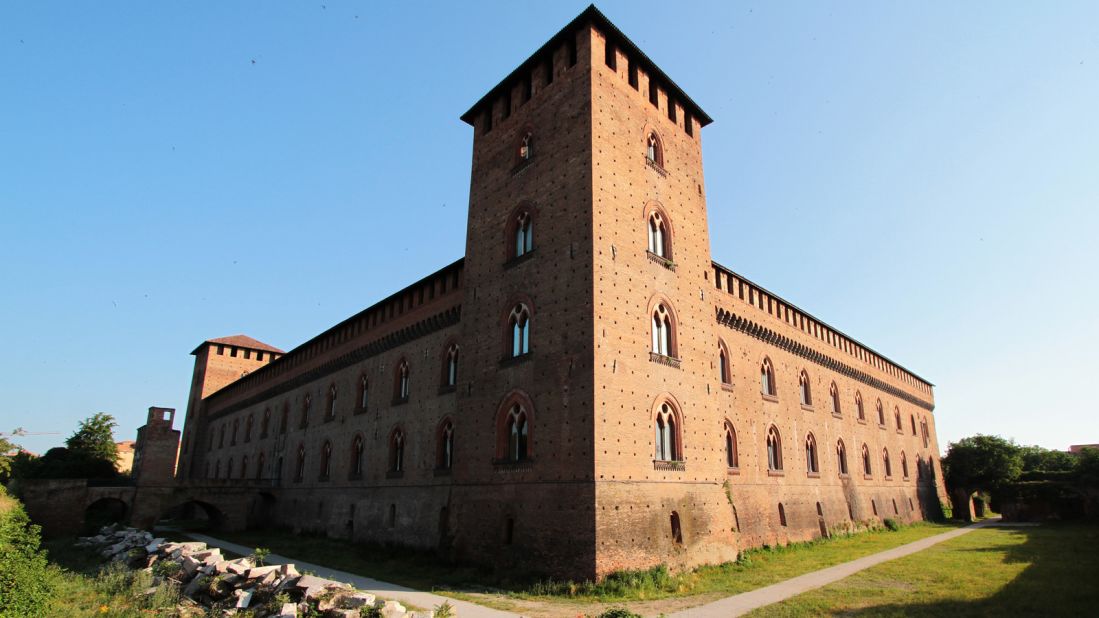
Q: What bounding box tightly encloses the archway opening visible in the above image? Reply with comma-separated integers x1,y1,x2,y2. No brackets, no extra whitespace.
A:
154,499,225,534
84,497,128,534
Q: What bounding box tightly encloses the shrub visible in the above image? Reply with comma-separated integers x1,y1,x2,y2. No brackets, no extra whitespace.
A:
434,601,455,618
883,518,901,531
251,546,271,566
152,559,181,578
0,488,54,617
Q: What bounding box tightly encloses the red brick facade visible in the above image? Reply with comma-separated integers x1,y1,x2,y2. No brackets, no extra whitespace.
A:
173,7,947,580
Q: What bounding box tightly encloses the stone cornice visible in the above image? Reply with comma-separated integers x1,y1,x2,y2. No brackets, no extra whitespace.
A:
716,307,935,412
205,306,462,420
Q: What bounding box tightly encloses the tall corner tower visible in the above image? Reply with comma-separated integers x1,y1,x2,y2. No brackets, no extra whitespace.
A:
453,6,724,578
176,335,283,480
132,406,181,484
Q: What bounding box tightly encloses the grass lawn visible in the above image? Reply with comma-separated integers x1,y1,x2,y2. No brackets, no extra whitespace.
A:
207,521,961,616
748,523,1099,617
38,539,185,617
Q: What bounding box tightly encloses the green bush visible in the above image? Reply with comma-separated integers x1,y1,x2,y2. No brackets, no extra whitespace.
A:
599,608,642,618
883,518,901,531
0,487,54,617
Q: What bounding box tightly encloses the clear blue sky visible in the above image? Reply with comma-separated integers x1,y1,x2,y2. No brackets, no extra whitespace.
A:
2,2,1097,456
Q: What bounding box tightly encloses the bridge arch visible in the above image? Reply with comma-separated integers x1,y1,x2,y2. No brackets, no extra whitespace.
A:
84,497,128,534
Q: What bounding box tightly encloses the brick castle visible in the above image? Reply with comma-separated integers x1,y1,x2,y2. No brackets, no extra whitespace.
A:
170,6,947,579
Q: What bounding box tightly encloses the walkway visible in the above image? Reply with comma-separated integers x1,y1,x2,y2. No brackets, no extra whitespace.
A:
187,520,997,618
668,519,998,617
181,531,520,618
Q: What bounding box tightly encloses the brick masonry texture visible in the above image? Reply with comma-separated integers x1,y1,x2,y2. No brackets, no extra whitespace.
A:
161,7,948,581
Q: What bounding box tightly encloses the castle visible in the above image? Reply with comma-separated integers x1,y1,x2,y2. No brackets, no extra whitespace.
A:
172,6,947,579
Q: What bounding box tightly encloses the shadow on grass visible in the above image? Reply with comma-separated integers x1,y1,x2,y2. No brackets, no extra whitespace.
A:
843,523,1099,617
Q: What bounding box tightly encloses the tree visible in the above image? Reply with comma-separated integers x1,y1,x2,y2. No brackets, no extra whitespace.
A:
1019,445,1077,473
942,434,1023,521
0,429,24,484
65,413,119,466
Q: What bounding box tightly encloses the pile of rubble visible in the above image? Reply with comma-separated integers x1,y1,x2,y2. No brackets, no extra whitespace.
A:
77,525,438,617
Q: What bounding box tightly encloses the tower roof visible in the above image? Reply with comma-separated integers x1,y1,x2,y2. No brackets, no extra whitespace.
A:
191,335,284,356
460,4,712,127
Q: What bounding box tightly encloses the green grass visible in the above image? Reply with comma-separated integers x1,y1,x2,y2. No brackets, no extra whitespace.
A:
210,521,960,605
747,523,1099,617
39,539,183,617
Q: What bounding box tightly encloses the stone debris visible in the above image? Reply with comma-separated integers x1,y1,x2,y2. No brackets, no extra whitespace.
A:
76,525,443,617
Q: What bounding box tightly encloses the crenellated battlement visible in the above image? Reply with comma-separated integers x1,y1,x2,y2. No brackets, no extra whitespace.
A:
712,261,933,396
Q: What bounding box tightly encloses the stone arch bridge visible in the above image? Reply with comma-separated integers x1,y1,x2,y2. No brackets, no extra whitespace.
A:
17,478,278,537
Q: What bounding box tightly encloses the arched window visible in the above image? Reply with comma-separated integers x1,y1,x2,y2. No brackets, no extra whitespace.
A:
509,304,531,357
724,422,739,469
883,448,892,478
862,444,872,476
799,370,812,406
240,455,248,479
350,435,364,478
805,433,819,474
901,451,909,479
837,439,848,476
256,452,265,480
261,408,270,438
648,212,669,258
876,399,885,426
910,414,917,436
300,395,312,428
646,132,663,167
778,503,788,527
916,454,925,480
855,391,865,421
244,415,254,442
218,425,225,448
444,344,459,387
518,132,533,161
830,382,841,416
437,419,454,470
227,457,234,479
670,511,683,543
327,385,338,420
214,459,221,479
389,429,405,472
514,211,533,258
320,440,332,480
921,418,930,448
761,358,776,397
358,375,369,411
395,361,410,402
294,445,306,481
651,304,675,357
653,402,681,462
767,425,783,471
231,419,239,445
505,404,529,462
894,406,902,431
718,342,731,385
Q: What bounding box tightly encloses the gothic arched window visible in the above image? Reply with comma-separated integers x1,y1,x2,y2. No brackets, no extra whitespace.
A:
350,435,365,478
862,444,872,476
437,419,454,470
646,132,663,167
724,422,739,468
395,361,410,402
799,370,813,406
805,433,819,474
761,357,777,397
444,344,459,387
837,439,848,476
654,402,681,462
830,382,841,416
767,425,783,471
651,303,675,357
320,440,332,480
389,429,405,472
514,211,533,258
505,404,529,462
509,304,531,357
648,212,669,258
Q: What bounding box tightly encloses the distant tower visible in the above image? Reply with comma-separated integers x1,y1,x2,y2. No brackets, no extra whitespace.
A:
132,407,181,484
175,335,283,479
